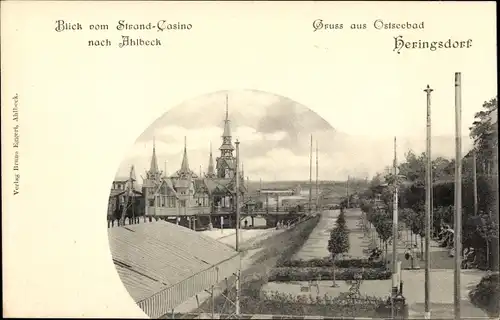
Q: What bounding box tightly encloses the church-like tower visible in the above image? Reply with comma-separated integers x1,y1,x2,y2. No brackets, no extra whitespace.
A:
205,142,216,178
142,138,163,214
146,138,162,181
216,94,236,179
174,136,196,197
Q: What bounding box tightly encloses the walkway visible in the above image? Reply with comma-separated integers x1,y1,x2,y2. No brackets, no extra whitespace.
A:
293,209,373,260
292,210,339,260
262,269,488,318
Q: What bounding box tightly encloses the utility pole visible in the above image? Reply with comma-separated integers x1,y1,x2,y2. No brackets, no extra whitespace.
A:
453,72,462,320
424,84,433,319
235,140,240,252
473,148,478,216
431,167,434,237
392,137,399,297
346,176,350,208
316,141,319,210
309,134,313,213
494,136,500,273
235,140,241,316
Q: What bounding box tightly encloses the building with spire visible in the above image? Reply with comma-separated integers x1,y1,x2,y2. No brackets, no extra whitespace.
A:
108,165,144,227
137,93,247,229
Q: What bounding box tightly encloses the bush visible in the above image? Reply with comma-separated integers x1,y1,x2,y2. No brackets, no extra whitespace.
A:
268,267,392,281
278,258,385,269
468,273,500,317
241,290,386,317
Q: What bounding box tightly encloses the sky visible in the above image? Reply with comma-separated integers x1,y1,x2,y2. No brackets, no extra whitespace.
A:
115,88,495,182
103,2,497,183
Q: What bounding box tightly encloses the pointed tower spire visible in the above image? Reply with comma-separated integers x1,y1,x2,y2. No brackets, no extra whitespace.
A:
180,136,190,173
130,165,137,182
222,93,232,138
129,165,137,192
219,92,234,159
149,137,159,174
207,142,215,177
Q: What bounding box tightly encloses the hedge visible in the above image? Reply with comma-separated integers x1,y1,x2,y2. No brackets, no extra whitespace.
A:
278,257,385,269
268,267,392,281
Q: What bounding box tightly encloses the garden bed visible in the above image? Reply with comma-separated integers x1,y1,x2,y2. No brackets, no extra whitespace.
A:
278,257,385,269
269,267,392,281
235,290,406,318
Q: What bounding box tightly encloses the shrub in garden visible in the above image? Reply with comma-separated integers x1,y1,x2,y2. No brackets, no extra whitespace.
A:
468,273,500,317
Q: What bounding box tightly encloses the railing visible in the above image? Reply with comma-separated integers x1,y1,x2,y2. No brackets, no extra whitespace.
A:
143,206,307,216
138,253,241,319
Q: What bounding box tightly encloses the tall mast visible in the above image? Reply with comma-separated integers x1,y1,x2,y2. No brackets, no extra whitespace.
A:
309,134,313,213
424,84,434,319
315,140,319,209
453,72,463,319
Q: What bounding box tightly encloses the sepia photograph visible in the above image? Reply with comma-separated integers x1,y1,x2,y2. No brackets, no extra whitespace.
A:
107,88,498,319
2,2,498,319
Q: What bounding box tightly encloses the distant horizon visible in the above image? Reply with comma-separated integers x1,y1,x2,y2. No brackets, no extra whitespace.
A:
115,90,480,182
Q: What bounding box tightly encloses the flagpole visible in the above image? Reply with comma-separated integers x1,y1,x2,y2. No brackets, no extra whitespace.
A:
424,84,433,319
316,141,319,210
472,149,478,216
235,139,241,316
453,72,462,320
309,134,313,213
392,137,399,296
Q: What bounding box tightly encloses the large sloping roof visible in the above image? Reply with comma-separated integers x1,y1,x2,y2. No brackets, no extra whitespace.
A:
108,221,238,304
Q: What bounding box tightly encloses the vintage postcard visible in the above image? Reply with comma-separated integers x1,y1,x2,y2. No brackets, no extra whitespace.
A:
1,1,498,319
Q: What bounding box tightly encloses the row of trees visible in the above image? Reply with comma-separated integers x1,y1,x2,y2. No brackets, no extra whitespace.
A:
358,96,498,270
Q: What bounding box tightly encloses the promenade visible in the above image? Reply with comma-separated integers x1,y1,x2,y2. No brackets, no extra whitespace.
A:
263,208,489,319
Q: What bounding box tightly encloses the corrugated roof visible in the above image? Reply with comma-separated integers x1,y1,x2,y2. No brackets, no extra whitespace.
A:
108,221,237,303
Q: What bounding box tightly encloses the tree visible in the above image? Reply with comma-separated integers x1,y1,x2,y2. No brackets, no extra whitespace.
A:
374,215,393,264
327,226,350,287
469,97,498,176
336,210,347,230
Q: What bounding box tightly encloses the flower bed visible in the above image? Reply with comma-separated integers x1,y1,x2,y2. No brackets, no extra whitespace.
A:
278,257,385,269
268,267,392,281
